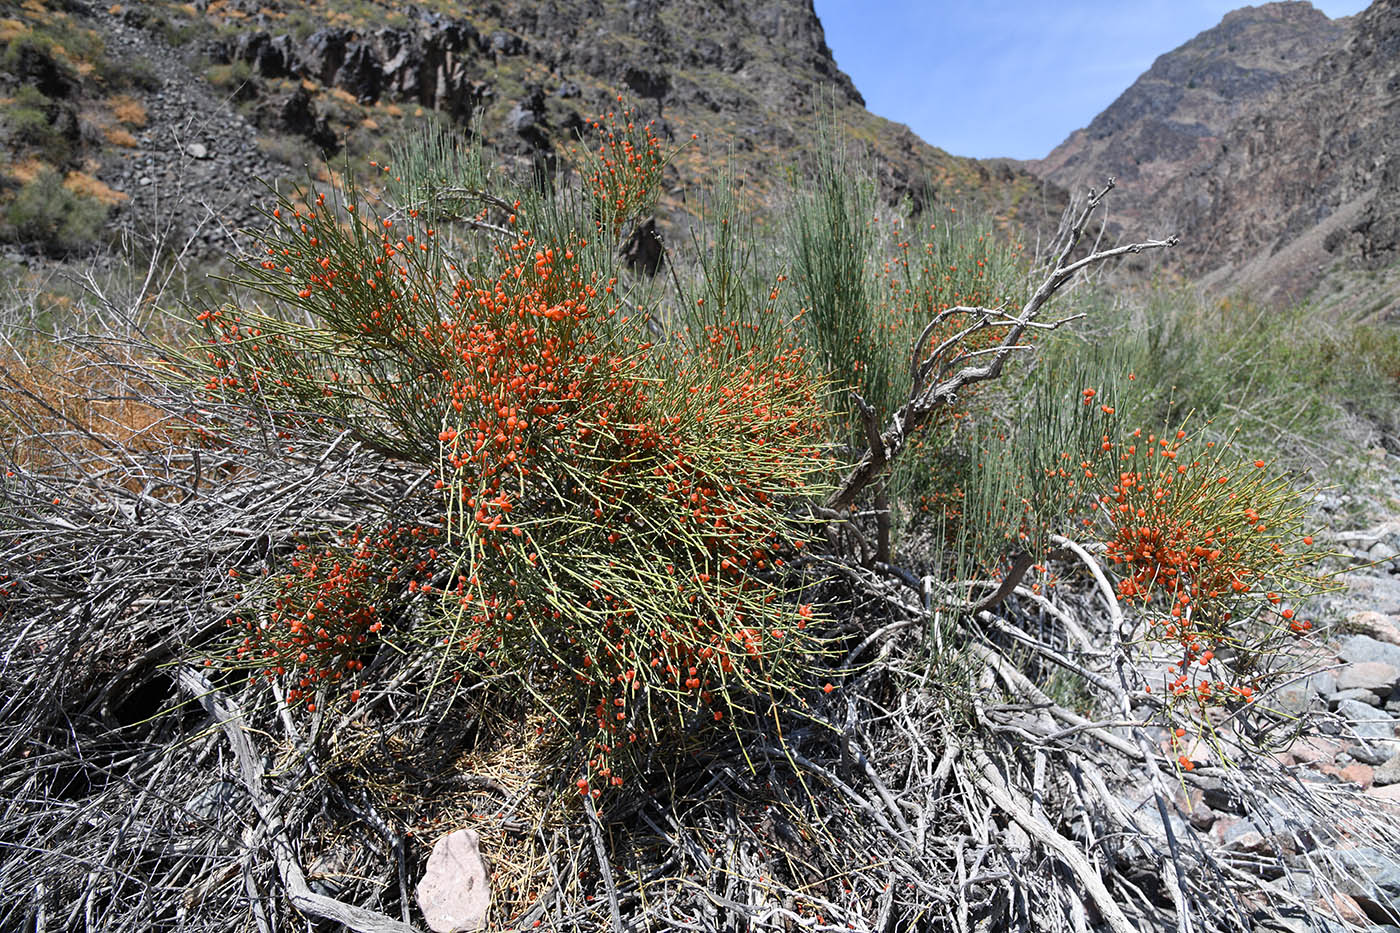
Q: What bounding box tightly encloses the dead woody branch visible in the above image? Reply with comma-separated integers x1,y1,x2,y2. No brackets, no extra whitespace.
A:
825,179,1177,514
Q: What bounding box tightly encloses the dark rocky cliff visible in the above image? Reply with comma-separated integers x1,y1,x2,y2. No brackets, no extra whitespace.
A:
201,0,1057,220
1159,0,1400,303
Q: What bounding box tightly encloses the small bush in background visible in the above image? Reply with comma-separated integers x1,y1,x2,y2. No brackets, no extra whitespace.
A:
0,166,107,255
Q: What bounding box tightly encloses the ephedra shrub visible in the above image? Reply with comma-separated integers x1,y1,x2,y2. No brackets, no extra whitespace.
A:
954,357,1335,760
187,108,1335,792
779,143,1030,557
1090,416,1332,757
191,113,832,795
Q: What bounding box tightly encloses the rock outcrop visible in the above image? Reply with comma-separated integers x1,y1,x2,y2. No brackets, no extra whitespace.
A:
190,0,1057,224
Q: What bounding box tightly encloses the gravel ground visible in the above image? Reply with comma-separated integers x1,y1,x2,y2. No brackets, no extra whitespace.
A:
93,5,294,259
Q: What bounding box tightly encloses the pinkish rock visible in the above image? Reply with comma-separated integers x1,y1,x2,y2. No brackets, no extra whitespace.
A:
1210,816,1238,847
1347,611,1400,647
1368,782,1400,802
1318,761,1372,786
417,829,490,933
1341,763,1375,788
1224,828,1270,855
1285,736,1342,765
1336,661,1400,696
1324,891,1370,926
1188,800,1218,830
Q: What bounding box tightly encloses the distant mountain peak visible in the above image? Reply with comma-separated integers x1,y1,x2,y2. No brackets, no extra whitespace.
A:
1025,1,1400,308
1035,0,1347,198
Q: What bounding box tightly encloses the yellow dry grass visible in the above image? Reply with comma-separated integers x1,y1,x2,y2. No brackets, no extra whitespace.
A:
323,700,573,929
0,343,169,474
63,171,127,206
109,94,147,127
20,0,45,13
0,19,25,42
104,126,139,147
8,159,46,185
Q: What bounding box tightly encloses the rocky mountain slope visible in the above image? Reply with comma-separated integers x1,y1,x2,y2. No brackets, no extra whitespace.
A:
1030,0,1399,312
1031,2,1348,234
0,0,1061,265
1161,0,1400,307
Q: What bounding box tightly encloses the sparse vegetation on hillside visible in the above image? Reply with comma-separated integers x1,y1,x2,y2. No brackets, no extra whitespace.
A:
0,165,109,255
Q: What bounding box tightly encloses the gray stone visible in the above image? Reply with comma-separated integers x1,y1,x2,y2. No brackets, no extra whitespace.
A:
417,829,489,933
1196,775,1244,814
1338,698,1398,740
183,780,244,821
1130,798,1190,842
1325,847,1400,922
1331,687,1383,707
1347,611,1400,647
1371,541,1400,566
505,103,538,134
489,30,523,55
1188,800,1218,830
1276,680,1322,714
1340,635,1400,674
1315,493,1342,512
186,142,210,159
1346,577,1400,616
1310,670,1339,697
1222,818,1270,854
1376,752,1400,787
1350,739,1399,766
1256,918,1350,933
1285,736,1342,764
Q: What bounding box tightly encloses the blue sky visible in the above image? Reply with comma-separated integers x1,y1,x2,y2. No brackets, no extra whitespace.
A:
811,1,1370,160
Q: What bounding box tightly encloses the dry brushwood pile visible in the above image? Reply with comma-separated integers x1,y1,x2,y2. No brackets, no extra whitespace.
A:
3,110,1400,933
